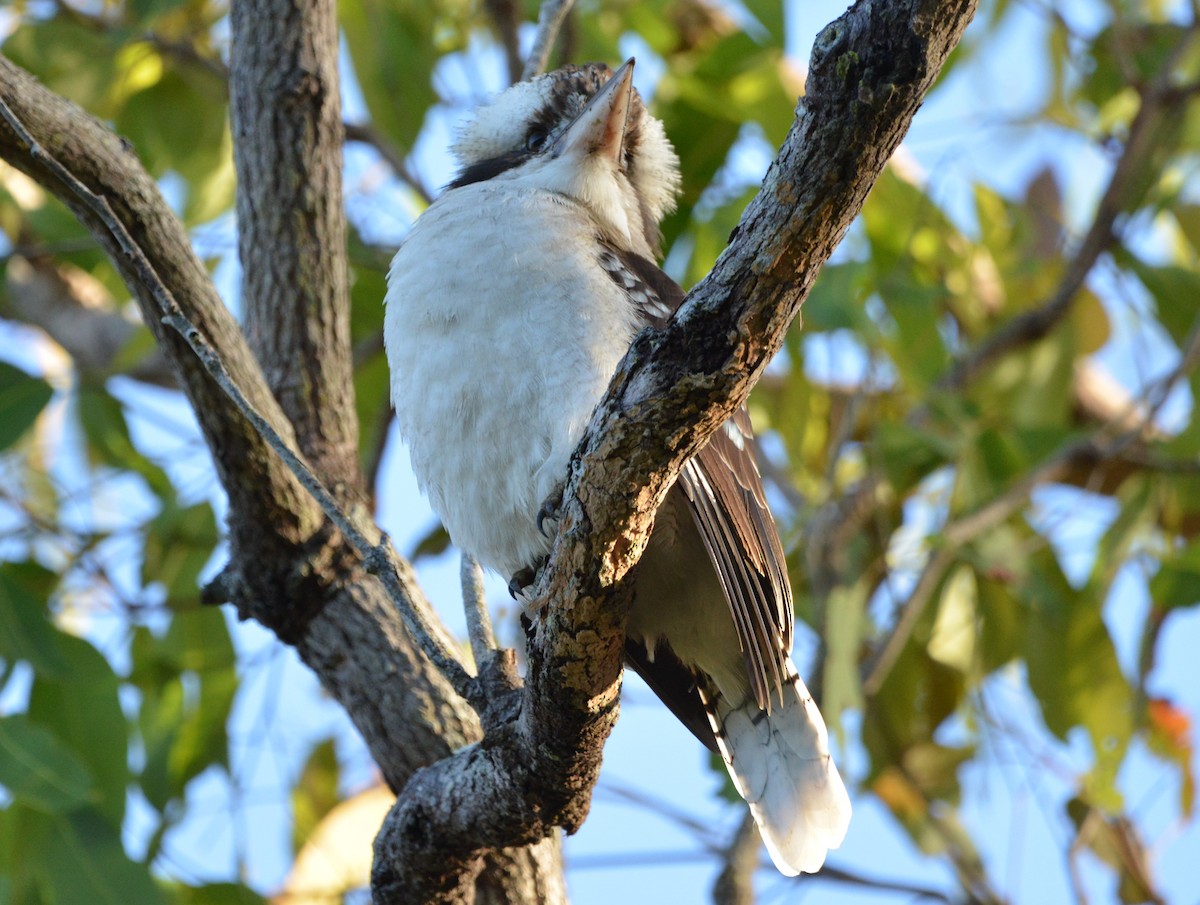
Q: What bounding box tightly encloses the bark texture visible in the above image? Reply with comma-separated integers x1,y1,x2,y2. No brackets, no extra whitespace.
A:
230,0,364,500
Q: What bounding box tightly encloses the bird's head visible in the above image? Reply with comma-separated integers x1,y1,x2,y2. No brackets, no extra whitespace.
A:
450,59,681,258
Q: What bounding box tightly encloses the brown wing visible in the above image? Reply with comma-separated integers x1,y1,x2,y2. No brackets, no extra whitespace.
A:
599,245,795,713
678,415,793,711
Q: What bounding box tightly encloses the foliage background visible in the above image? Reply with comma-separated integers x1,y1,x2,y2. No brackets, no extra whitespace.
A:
0,0,1197,902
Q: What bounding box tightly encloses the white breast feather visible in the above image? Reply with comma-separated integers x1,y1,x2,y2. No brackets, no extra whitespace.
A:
384,182,640,578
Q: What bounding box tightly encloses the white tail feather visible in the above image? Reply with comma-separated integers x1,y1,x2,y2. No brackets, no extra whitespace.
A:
700,657,851,875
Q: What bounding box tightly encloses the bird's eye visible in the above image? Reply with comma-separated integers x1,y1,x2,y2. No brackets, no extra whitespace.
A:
524,128,549,152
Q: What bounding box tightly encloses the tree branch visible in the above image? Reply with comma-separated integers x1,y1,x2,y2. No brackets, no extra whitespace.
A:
0,88,478,708
712,813,760,905
372,1,978,900
230,0,363,499
484,0,524,85
523,0,576,80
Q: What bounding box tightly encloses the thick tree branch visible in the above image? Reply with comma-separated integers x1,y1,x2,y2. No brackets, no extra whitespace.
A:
372,2,978,900
230,0,363,500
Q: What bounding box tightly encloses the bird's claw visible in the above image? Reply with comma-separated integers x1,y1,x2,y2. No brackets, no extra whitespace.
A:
536,487,564,538
508,554,551,601
508,564,538,600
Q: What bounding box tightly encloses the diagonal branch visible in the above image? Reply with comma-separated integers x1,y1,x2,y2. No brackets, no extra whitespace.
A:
0,48,475,807
371,2,978,901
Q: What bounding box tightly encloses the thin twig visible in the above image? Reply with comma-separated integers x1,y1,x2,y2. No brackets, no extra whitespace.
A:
343,122,435,205
522,0,576,80
0,94,479,707
461,553,499,669
712,812,760,905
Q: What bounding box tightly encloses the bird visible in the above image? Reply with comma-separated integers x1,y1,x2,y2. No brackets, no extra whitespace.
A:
383,58,851,875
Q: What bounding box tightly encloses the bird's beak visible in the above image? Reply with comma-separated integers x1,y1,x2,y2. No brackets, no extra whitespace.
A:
555,58,635,168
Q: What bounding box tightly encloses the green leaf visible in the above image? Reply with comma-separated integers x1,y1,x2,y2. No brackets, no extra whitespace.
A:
1150,539,1200,611
132,611,236,811
115,67,234,225
2,17,130,117
903,742,975,803
76,384,174,497
1125,258,1200,349
962,526,1029,672
176,884,266,905
292,738,340,853
875,421,954,495
0,805,52,905
340,0,438,149
0,362,53,452
141,501,218,606
802,261,869,332
39,809,168,905
409,521,451,563
0,715,94,813
952,426,1030,512
927,565,977,674
28,634,127,826
163,607,236,672
822,579,870,734
865,640,966,767
1023,551,1133,809
0,563,72,679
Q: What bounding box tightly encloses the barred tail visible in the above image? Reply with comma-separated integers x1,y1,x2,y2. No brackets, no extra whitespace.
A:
699,657,851,875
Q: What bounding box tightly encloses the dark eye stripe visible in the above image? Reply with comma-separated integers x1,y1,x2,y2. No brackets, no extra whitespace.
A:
448,150,532,189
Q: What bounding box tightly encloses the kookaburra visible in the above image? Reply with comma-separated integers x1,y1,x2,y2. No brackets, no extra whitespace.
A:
384,59,851,875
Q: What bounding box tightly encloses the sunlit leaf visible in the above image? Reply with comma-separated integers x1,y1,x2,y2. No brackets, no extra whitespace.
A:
927,565,977,674
2,17,130,117
822,578,869,725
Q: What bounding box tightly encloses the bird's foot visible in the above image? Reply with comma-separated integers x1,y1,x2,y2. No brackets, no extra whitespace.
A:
508,557,547,601
536,485,564,538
